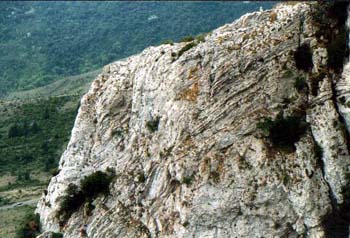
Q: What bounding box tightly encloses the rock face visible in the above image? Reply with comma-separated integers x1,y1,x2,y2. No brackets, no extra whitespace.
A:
36,3,350,238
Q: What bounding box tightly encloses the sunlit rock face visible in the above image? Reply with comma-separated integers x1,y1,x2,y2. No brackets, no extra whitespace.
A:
36,3,350,238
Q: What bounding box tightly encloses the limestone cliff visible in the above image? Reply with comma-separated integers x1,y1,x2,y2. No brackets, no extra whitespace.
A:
36,2,350,238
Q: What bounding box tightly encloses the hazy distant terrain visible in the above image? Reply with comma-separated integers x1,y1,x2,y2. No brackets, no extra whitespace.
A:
0,1,274,96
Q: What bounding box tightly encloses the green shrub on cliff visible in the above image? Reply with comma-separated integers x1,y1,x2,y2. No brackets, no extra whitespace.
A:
57,171,113,224
257,112,308,151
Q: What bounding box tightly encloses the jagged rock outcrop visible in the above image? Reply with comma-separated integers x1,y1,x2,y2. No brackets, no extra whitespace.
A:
36,3,350,238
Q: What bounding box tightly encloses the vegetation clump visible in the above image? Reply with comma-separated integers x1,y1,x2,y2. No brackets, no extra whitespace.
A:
146,117,160,132
16,213,40,238
294,43,313,72
57,171,113,224
178,42,197,58
195,33,206,43
182,175,194,185
52,232,64,238
257,112,308,151
58,184,84,223
80,171,113,199
8,121,41,138
162,40,174,45
0,196,10,206
180,35,195,42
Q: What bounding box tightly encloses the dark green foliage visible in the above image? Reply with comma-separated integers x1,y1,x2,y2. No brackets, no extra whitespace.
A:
327,28,348,72
8,121,41,138
178,42,197,58
42,108,50,120
294,43,313,72
0,96,80,175
162,40,174,45
80,171,112,199
257,113,308,151
30,121,41,134
58,184,85,223
146,117,160,132
137,173,146,183
58,171,113,223
8,124,21,138
195,33,206,43
50,168,60,177
0,196,10,206
0,2,274,96
183,221,190,227
41,141,49,154
180,36,194,42
16,213,40,238
17,170,31,181
24,171,31,180
182,176,193,185
294,76,307,92
52,233,64,238
111,128,123,137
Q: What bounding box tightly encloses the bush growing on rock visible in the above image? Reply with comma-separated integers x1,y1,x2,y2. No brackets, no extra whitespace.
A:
178,42,197,58
146,117,160,132
294,43,313,72
81,171,113,199
16,213,40,238
58,184,84,222
180,35,194,42
257,112,308,151
195,33,206,43
57,171,113,224
161,40,174,45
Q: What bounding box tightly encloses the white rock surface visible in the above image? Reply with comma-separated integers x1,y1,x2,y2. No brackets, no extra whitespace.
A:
36,3,350,238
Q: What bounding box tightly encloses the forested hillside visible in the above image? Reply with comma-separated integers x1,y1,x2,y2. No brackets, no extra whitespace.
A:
0,1,273,96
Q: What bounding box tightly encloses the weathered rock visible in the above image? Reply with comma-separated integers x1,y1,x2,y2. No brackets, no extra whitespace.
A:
36,2,350,238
